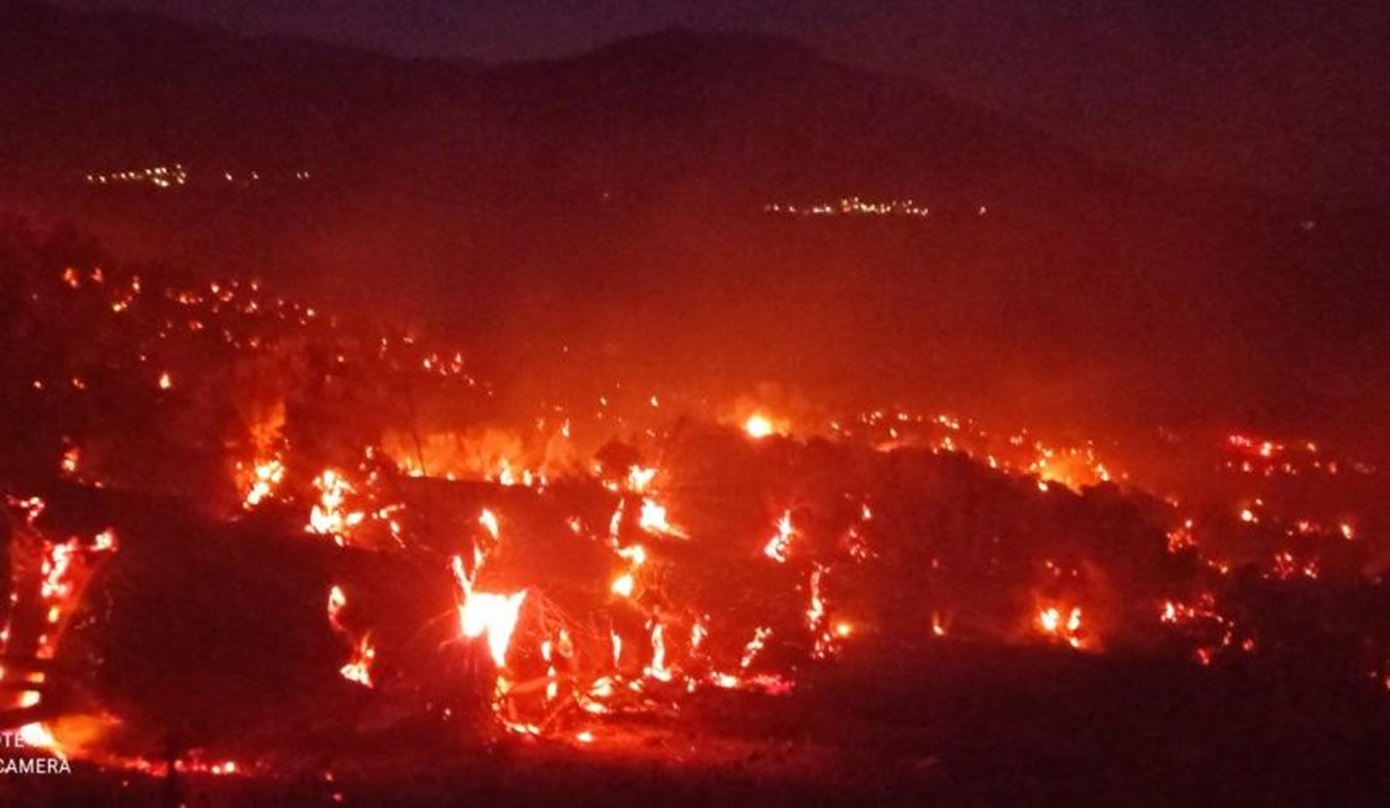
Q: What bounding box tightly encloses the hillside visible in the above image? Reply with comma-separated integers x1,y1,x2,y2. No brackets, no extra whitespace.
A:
0,1,1384,447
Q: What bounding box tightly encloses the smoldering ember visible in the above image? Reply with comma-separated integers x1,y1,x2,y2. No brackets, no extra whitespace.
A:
0,2,1387,806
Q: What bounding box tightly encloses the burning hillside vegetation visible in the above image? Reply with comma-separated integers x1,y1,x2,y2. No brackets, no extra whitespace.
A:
0,225,1386,802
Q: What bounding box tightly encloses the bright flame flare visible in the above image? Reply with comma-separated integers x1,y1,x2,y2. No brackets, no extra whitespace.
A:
744,414,775,439
458,591,528,668
763,511,795,563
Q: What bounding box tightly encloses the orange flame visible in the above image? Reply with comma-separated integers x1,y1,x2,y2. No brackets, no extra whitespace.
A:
744,414,775,439
327,585,374,687
307,470,364,542
458,591,527,668
763,511,795,563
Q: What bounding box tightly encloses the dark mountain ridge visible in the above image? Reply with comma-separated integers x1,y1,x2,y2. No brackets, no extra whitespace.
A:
0,2,1165,205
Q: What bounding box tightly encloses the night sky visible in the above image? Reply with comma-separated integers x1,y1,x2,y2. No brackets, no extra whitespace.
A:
47,1,1390,201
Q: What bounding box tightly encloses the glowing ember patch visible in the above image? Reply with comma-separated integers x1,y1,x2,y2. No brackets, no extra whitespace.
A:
763,511,795,562
590,676,616,699
41,542,78,601
541,639,560,702
607,501,625,542
691,617,708,652
93,528,118,552
327,586,375,687
307,470,364,541
1037,605,1085,649
644,622,672,682
242,458,284,509
1166,521,1196,553
638,498,680,536
60,445,80,476
327,585,348,624
158,371,172,390
806,568,826,628
806,565,842,658
627,465,657,492
741,627,772,670
339,637,376,687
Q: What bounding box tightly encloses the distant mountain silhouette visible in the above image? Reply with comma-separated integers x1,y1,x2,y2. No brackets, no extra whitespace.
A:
0,1,471,178
1,2,1122,208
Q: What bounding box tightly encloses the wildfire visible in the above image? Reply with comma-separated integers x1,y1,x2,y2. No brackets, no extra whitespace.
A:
1037,605,1085,649
241,458,285,509
458,590,528,668
327,584,348,623
40,541,78,602
610,572,635,598
307,470,364,543
743,414,776,439
611,540,647,599
60,444,80,476
644,621,672,682
541,637,562,702
741,627,773,670
1166,520,1197,553
451,547,527,670
10,253,1386,767
327,585,375,687
339,637,376,687
807,565,839,658
17,721,65,763
479,508,501,541
1,524,120,763
638,498,681,537
763,511,795,563
627,465,657,492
